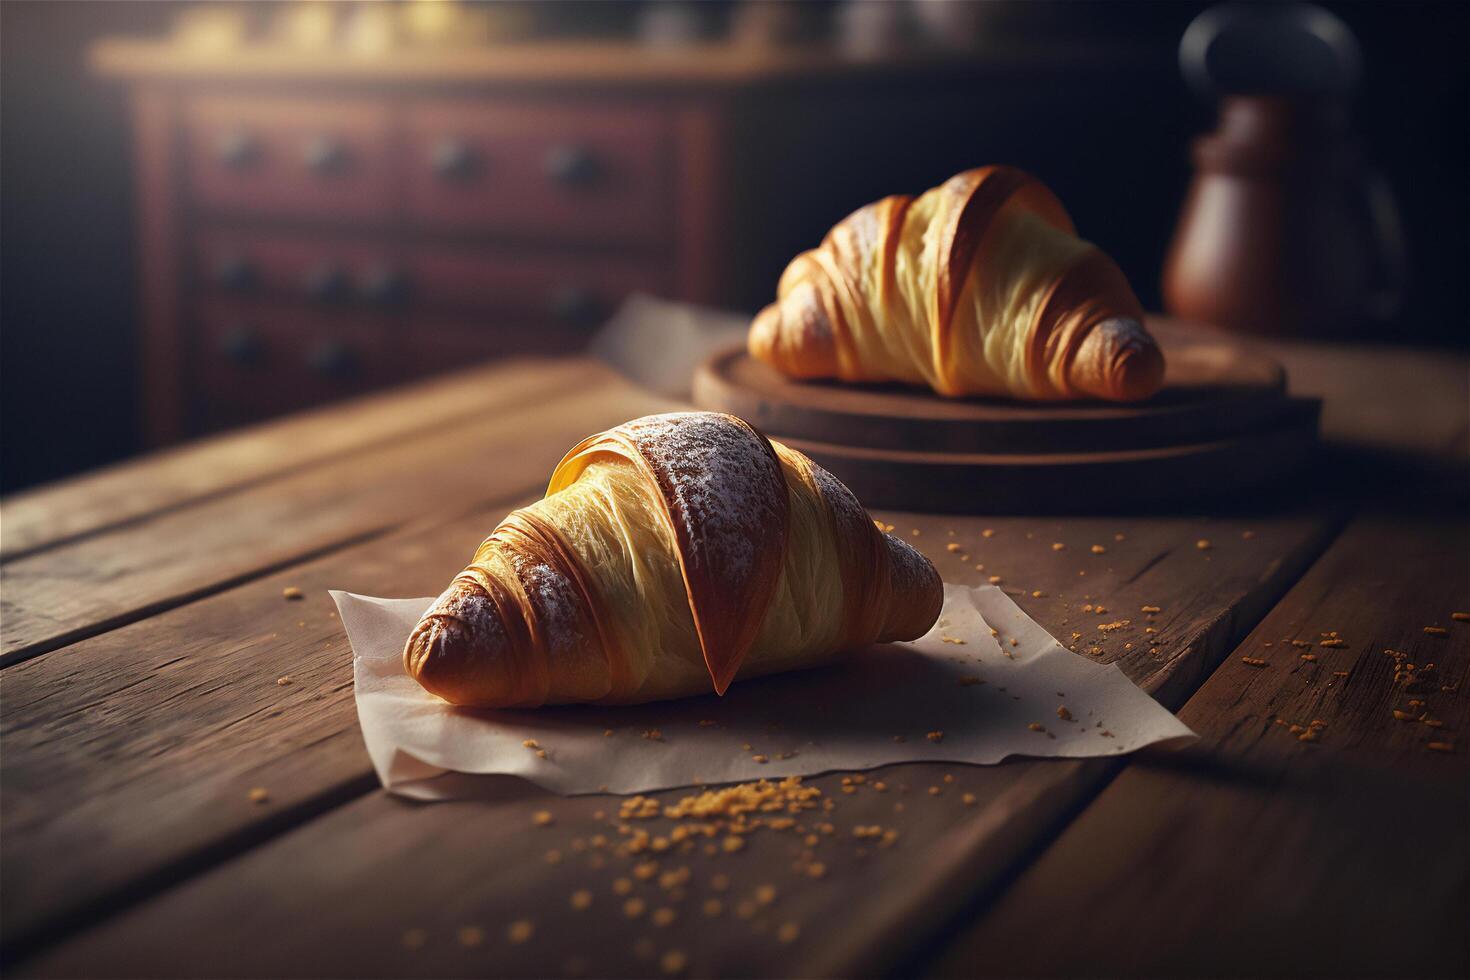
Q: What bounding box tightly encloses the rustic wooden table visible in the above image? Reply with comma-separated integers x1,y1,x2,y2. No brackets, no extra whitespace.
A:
2,345,1465,979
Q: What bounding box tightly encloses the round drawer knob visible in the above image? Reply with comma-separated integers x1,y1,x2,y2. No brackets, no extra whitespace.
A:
306,341,359,379
218,323,263,366
303,262,350,302
302,134,348,175
213,254,257,291
544,144,601,186
431,138,477,180
547,285,602,326
215,129,259,169
360,264,410,306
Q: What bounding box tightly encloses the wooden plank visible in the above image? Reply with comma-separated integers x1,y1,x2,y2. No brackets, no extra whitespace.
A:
0,365,666,667
925,512,1469,979
17,509,1341,977
0,357,596,561
1,374,667,954
0,507,518,958
1263,337,1470,463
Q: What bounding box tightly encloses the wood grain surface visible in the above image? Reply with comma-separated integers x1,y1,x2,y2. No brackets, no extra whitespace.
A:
0,367,666,667
0,358,595,561
17,510,1340,977
2,344,1462,980
926,511,1469,979
1,369,671,955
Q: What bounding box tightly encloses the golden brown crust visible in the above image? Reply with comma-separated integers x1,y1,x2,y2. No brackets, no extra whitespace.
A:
403,412,944,708
548,413,791,695
750,165,1164,402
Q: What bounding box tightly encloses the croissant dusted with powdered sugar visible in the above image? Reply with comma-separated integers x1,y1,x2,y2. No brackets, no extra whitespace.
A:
751,165,1165,402
405,412,942,708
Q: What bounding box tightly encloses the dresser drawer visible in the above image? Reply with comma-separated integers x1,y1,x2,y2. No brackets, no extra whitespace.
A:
195,301,400,428
185,97,392,222
195,230,404,307
405,101,672,243
404,246,671,327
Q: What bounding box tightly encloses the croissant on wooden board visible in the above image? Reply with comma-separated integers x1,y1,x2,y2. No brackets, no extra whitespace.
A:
405,412,943,708
750,165,1166,402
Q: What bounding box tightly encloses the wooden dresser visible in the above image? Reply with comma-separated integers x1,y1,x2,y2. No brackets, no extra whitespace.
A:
93,39,1165,445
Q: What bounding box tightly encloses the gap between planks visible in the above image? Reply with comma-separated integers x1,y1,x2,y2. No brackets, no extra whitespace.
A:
1,371,672,956
0,499,539,964
921,510,1469,979
0,358,599,563
0,373,671,668
10,509,1347,978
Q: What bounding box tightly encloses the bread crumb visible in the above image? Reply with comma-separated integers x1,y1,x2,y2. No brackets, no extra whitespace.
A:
281,586,304,600
777,922,801,944
533,810,553,826
1196,539,1212,550
248,787,270,805
507,919,534,944
570,890,593,911
926,731,944,743
661,950,688,975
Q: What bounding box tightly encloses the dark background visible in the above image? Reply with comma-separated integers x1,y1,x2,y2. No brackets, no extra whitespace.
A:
2,0,1466,493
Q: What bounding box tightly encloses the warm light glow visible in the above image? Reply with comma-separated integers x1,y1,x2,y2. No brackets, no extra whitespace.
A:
343,4,398,57
401,0,458,45
277,2,338,51
171,6,246,54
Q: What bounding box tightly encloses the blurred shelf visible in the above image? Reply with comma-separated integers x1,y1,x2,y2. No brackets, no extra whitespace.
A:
91,37,1158,89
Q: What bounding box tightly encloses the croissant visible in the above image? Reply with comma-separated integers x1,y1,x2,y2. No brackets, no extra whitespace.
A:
405,412,942,708
750,165,1165,402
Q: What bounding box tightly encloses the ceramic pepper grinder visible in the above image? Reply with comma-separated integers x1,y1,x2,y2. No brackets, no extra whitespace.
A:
1163,4,1405,337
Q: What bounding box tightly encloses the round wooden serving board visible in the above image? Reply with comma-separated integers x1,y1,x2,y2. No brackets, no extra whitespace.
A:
692,320,1321,512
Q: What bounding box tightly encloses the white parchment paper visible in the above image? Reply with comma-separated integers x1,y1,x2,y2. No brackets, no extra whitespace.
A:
332,584,1195,800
